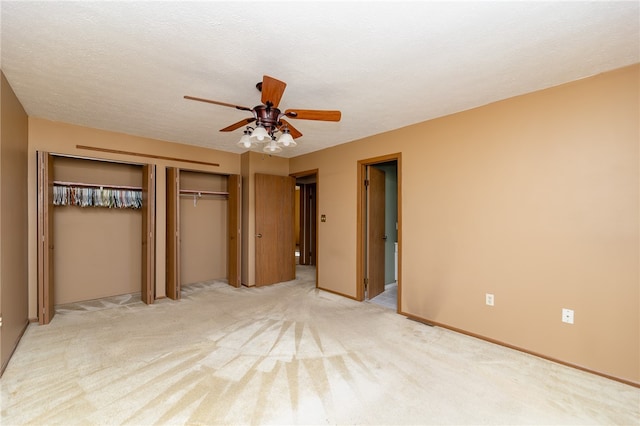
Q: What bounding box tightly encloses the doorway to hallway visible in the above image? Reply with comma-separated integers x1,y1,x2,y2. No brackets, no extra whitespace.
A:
292,169,319,287
357,154,401,311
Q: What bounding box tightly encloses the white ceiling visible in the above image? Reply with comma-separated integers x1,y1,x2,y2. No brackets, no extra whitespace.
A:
1,1,638,158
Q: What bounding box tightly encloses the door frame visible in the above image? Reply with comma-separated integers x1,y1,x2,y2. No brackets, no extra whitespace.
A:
166,167,181,299
291,169,319,287
356,154,402,310
37,151,54,324
141,164,156,304
227,174,242,287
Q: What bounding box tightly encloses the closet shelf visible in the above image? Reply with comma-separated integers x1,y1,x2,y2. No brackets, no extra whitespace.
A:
54,180,142,191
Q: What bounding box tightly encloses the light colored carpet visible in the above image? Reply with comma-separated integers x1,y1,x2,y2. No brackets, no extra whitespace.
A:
1,265,638,425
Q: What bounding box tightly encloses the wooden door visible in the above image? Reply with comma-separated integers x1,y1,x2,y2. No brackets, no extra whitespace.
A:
367,166,386,299
37,151,55,324
166,167,181,300
141,164,156,304
227,174,241,287
255,173,295,286
299,183,317,266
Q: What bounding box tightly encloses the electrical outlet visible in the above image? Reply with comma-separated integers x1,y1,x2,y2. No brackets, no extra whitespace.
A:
485,293,494,306
562,308,574,324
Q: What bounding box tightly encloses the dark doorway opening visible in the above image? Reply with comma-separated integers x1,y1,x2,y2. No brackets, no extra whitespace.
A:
292,170,319,286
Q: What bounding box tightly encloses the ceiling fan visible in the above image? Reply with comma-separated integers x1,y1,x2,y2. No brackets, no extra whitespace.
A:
184,75,341,153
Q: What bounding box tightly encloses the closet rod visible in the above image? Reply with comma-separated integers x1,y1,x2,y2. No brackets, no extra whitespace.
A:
179,189,229,196
54,180,142,191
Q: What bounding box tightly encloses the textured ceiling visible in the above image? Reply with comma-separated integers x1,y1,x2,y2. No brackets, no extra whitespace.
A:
1,1,638,158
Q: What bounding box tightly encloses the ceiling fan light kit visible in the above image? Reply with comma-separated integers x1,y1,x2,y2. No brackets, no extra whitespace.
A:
236,129,253,149
249,124,269,142
185,75,341,154
278,130,296,147
263,138,283,154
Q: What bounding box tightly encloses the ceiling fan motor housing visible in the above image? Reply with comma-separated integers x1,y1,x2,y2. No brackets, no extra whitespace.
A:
253,104,282,132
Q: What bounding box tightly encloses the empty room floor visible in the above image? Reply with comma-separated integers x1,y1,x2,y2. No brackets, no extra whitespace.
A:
1,265,638,425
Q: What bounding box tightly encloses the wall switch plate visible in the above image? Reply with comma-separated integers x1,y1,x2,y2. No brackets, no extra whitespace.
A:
562,308,574,324
485,293,494,306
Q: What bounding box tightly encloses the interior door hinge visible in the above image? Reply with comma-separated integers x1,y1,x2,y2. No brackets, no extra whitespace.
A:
364,179,370,187
364,277,369,290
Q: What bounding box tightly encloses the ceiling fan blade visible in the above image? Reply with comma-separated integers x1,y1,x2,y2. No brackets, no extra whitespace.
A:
220,117,256,132
261,75,287,108
184,95,252,112
284,109,341,122
279,119,303,139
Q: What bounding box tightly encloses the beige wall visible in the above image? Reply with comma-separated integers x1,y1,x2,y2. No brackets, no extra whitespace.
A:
1,71,30,372
290,64,640,384
27,118,241,316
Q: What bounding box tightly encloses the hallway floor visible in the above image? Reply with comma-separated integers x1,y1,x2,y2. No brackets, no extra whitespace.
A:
2,266,638,425
369,282,398,310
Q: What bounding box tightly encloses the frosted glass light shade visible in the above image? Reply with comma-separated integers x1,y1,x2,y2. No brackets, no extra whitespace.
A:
263,139,282,153
236,133,252,148
250,125,269,142
277,132,296,147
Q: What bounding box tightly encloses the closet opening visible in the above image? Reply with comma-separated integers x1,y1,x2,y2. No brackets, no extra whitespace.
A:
165,168,241,300
37,152,155,324
357,154,401,311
